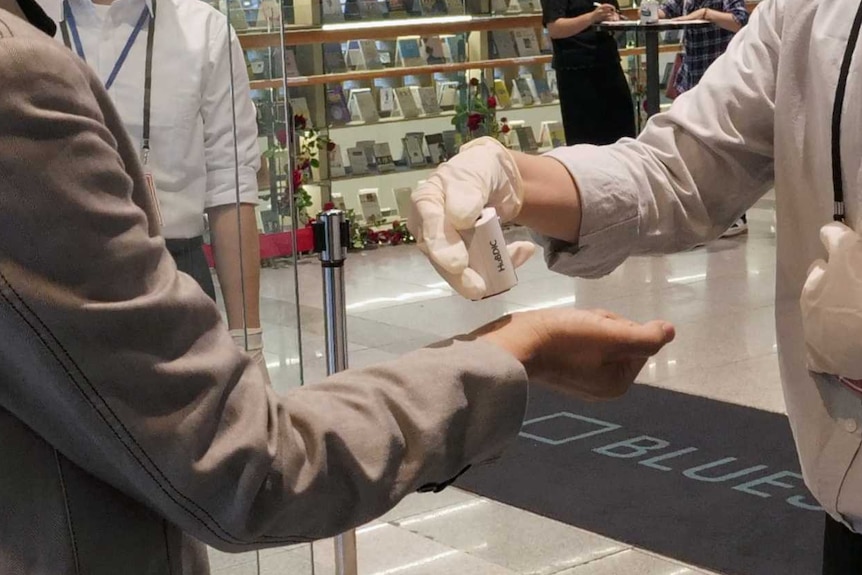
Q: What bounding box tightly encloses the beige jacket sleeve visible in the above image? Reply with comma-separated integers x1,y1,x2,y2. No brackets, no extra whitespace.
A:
537,0,781,277
0,31,528,552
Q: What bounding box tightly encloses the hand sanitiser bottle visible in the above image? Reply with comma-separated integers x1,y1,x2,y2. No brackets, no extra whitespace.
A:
459,207,518,299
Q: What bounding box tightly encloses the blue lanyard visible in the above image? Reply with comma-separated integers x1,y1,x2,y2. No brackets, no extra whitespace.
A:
62,1,150,91
62,0,157,160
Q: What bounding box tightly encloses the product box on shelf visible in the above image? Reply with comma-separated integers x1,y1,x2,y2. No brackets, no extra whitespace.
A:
533,76,554,104
356,140,378,167
394,86,422,118
402,133,427,167
539,120,566,148
379,86,396,117
511,78,534,106
438,81,460,109
359,189,384,222
322,0,345,21
329,144,347,178
425,133,446,164
514,125,539,152
347,147,371,175
396,36,426,67
326,85,352,125
348,89,380,123
374,143,397,172
417,86,442,115
323,43,348,73
490,30,517,59
513,28,541,57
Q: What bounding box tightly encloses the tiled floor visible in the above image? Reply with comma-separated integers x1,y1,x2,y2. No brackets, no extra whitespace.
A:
208,206,780,574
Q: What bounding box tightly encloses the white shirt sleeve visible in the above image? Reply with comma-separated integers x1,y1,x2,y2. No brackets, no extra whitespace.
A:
538,0,783,278
201,22,261,209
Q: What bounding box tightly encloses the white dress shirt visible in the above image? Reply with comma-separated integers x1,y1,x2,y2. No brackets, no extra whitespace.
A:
540,0,862,528
61,0,260,239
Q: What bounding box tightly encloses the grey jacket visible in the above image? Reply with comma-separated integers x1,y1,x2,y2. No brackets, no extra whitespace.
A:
0,9,529,573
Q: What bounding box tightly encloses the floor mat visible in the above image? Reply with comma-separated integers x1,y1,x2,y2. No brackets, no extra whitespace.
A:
456,384,822,575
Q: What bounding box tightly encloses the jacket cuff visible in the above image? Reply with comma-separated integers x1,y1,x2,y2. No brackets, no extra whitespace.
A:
534,146,641,279
414,337,529,491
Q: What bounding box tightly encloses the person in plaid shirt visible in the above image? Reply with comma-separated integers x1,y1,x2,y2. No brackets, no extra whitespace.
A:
660,0,749,93
660,0,750,236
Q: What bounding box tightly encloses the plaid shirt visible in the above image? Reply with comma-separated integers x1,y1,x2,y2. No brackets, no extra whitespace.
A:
661,0,748,93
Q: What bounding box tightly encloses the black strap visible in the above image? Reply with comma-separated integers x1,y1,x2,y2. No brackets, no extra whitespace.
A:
142,0,157,164
831,0,862,222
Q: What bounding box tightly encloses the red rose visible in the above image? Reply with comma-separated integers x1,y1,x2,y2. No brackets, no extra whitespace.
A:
366,230,379,243
326,141,337,152
292,168,303,189
390,232,404,246
467,112,484,132
487,96,497,109
294,114,307,130
469,77,480,87
323,202,335,211
301,159,311,170
501,124,511,134
276,128,288,148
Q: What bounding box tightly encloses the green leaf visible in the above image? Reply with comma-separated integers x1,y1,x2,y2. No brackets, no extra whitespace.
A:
310,158,320,168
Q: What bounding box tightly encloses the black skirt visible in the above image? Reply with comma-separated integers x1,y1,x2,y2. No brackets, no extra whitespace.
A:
556,62,636,146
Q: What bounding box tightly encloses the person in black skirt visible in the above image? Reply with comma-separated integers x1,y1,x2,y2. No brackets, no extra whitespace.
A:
542,0,635,145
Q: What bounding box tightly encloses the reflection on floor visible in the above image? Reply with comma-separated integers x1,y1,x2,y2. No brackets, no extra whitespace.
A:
209,207,780,574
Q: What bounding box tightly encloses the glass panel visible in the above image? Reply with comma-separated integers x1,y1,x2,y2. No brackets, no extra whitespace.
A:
209,0,315,571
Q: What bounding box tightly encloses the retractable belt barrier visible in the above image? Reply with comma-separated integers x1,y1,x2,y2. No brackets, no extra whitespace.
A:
312,210,357,575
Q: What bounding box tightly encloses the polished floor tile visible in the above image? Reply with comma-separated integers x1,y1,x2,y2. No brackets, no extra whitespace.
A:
376,487,480,525
554,549,717,575
311,522,518,575
396,497,628,574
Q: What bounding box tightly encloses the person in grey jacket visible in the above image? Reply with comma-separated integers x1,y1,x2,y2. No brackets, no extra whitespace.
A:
0,0,675,572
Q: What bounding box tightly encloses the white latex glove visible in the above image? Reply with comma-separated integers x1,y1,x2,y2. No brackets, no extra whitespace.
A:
409,136,537,300
230,327,273,386
800,222,862,380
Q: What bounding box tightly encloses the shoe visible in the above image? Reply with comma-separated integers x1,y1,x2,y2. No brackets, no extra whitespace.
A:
721,218,749,238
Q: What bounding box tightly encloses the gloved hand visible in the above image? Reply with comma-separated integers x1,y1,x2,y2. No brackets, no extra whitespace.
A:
409,136,536,300
800,222,862,380
230,327,273,386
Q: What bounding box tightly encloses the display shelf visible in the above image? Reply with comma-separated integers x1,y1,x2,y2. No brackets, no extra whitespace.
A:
254,45,684,90
240,14,540,49
328,99,562,129
238,0,761,50
244,0,761,225
340,110,456,127
319,163,441,183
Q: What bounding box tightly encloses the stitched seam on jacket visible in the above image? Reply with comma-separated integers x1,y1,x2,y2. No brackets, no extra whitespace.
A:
54,449,82,575
0,274,309,547
0,17,13,37
162,520,174,575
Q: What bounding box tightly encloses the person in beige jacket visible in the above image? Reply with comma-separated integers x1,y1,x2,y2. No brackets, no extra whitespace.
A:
0,0,675,572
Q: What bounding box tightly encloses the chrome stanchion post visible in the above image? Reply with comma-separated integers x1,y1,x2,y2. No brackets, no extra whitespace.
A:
312,209,357,575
